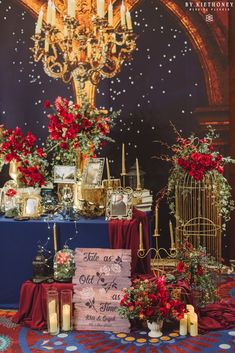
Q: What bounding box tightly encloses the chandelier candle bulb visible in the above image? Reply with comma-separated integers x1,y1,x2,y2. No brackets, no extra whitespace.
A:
112,33,117,53
46,0,52,24
35,8,43,34
51,2,56,26
53,223,57,253
126,9,132,30
179,314,188,335
120,1,126,27
108,1,113,26
136,158,141,189
169,220,175,249
44,38,49,52
106,158,111,180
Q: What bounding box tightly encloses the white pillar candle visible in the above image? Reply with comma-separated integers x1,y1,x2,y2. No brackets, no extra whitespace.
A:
49,312,58,333
179,313,188,335
126,9,132,30
106,158,111,180
120,1,126,27
62,304,71,331
121,143,126,174
136,158,141,189
189,313,198,337
35,8,43,34
48,299,56,315
187,305,195,332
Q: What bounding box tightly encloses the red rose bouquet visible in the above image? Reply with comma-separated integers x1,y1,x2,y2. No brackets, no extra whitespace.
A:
44,97,119,165
158,126,235,226
118,277,185,323
0,126,47,187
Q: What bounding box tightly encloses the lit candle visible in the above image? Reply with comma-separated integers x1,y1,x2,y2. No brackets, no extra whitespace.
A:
49,312,58,333
120,1,126,27
106,158,111,180
35,8,44,34
108,1,113,26
51,2,56,26
139,222,144,251
121,143,126,175
169,220,175,249
189,312,198,337
126,9,132,30
48,299,56,315
179,313,187,335
155,206,159,235
136,158,141,189
46,0,52,24
53,223,57,253
62,304,71,331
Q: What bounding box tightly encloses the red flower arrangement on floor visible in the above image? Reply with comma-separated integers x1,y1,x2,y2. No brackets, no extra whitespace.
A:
118,277,185,323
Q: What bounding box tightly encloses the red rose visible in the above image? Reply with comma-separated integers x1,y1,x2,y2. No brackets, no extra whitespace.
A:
148,293,157,302
145,307,154,317
60,142,69,150
196,265,204,276
25,132,37,146
176,261,188,273
63,113,74,124
217,165,224,174
36,148,46,157
6,188,17,197
44,99,51,108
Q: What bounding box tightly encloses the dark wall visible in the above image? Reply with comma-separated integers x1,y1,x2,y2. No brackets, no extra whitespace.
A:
0,0,209,248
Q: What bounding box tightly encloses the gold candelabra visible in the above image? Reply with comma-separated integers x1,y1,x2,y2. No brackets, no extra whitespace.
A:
31,0,137,105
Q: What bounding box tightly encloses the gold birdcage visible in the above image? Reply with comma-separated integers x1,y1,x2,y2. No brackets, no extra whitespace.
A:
175,172,222,260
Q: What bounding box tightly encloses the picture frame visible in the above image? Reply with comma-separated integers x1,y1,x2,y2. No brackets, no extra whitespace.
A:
106,187,133,220
22,195,41,218
54,165,76,184
82,158,105,187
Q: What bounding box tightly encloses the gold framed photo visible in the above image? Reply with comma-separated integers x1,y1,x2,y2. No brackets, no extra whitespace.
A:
54,165,76,184
82,158,105,187
106,187,133,220
22,195,41,218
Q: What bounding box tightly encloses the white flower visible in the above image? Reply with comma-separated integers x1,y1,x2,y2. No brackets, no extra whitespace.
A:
79,287,95,299
99,265,111,275
111,263,121,273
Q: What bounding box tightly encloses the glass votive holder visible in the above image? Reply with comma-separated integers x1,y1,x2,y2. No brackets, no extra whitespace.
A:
47,289,59,335
61,289,72,332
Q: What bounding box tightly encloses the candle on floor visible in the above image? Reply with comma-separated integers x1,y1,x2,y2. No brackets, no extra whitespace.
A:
62,304,71,331
49,312,58,334
48,299,56,315
189,312,198,337
179,313,188,335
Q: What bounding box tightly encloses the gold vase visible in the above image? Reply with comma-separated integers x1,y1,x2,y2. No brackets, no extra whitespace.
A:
9,161,21,183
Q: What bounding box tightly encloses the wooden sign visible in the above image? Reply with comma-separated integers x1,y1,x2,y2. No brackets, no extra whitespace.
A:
73,248,131,332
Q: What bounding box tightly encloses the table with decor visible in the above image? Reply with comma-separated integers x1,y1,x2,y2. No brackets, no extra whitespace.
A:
0,208,151,309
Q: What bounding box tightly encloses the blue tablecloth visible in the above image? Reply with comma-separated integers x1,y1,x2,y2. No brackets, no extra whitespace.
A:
0,216,109,308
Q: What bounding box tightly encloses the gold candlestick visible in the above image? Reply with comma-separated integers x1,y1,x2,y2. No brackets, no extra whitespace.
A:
138,222,144,251
106,157,111,181
169,220,175,250
154,206,159,236
53,223,58,253
136,158,141,190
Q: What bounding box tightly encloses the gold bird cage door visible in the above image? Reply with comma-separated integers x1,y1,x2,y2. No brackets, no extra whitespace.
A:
175,173,222,261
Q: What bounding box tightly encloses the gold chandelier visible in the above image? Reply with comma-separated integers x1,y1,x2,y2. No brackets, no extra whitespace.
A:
31,0,137,105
